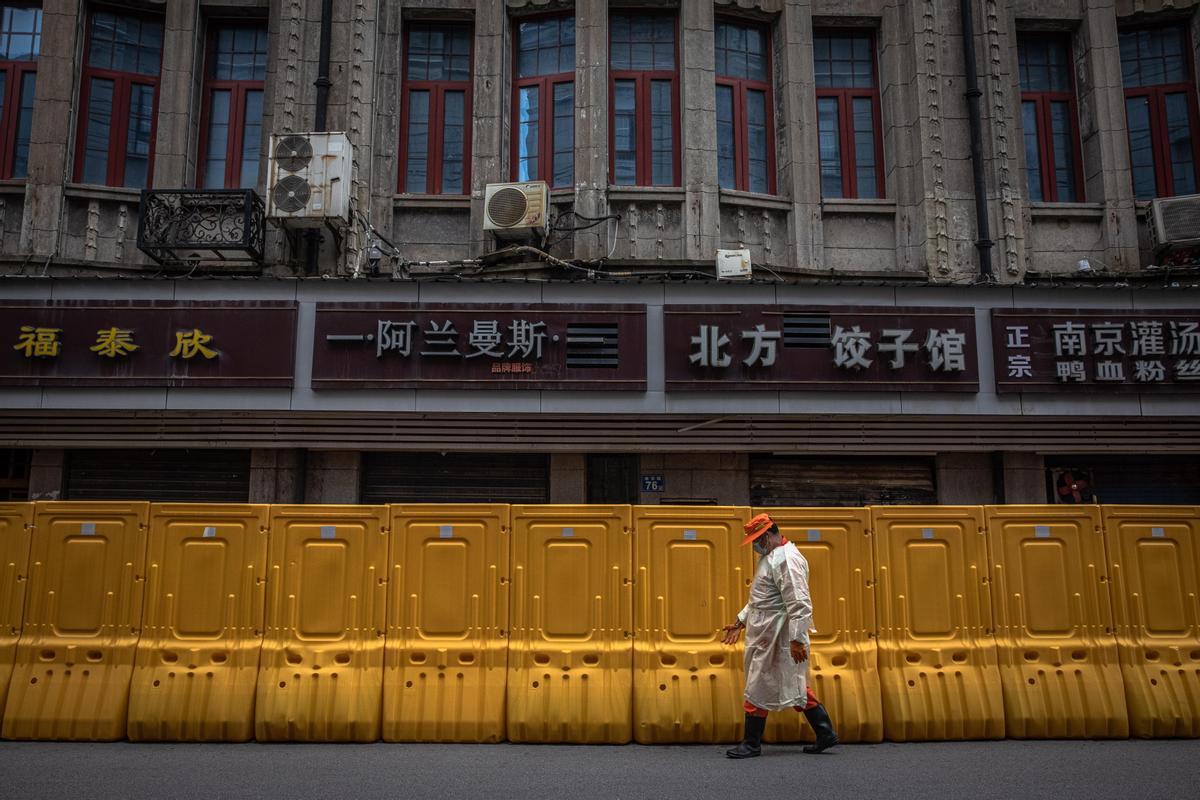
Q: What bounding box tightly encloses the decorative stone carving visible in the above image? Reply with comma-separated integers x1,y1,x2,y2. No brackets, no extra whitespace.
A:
921,0,951,276
85,200,100,261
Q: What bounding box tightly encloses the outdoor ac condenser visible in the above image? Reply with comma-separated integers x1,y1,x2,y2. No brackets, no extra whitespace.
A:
266,132,352,226
1149,193,1200,252
483,181,550,239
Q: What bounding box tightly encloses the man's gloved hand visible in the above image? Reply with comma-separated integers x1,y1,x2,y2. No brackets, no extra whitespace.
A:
721,621,745,645
790,640,808,663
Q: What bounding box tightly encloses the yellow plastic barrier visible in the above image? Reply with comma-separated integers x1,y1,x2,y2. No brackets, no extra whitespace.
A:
986,506,1128,738
127,504,269,741
755,507,883,744
508,505,633,743
872,506,1004,741
2,502,149,741
255,505,388,742
634,506,751,744
0,503,33,720
383,505,509,742
1104,505,1200,738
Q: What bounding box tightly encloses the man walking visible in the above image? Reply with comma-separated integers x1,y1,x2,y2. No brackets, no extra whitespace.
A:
721,512,839,758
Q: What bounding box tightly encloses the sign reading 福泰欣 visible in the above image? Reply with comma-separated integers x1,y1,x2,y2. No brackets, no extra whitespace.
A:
1,300,297,387
663,305,979,391
991,309,1200,393
311,303,647,390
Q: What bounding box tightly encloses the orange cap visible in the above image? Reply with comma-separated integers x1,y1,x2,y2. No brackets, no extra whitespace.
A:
741,513,775,546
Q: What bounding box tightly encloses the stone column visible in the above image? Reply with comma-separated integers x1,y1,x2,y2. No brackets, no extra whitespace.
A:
1001,452,1047,504
549,453,586,503
1076,0,1139,270
980,0,1024,282
469,0,507,257
680,0,720,261
777,0,821,271
935,453,996,504
249,449,305,504
151,1,201,189
370,0,403,237
572,0,609,260
19,0,80,255
27,449,65,501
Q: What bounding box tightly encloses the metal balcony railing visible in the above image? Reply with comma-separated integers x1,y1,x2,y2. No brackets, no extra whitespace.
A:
137,189,266,266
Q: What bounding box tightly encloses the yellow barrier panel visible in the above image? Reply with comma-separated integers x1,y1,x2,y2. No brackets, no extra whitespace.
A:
0,503,33,721
255,505,387,742
508,505,632,743
755,507,883,744
1104,505,1200,738
2,502,148,741
128,504,269,741
634,506,751,744
384,504,509,742
872,506,1004,741
986,506,1128,738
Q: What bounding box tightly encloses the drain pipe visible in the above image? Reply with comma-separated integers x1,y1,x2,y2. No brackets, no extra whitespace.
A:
305,0,334,275
960,0,994,281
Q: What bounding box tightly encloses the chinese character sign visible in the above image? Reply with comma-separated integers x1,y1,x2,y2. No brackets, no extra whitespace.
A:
992,310,1200,393
0,301,296,387
312,304,647,390
665,306,979,391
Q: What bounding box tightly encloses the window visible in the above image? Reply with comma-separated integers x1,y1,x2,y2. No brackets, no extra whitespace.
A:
74,9,163,188
1017,34,1083,203
814,30,883,199
1120,27,1200,199
400,24,472,194
715,20,774,194
0,5,40,180
513,16,574,188
609,12,678,186
199,23,267,190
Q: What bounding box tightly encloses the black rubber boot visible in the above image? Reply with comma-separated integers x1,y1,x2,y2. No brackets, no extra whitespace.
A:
801,704,839,754
725,713,767,759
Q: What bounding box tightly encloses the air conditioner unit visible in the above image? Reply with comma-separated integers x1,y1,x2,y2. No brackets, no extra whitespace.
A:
483,181,549,239
266,132,352,226
1149,193,1200,252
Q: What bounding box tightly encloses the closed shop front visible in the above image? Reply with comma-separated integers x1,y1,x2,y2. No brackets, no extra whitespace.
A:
750,455,938,507
361,452,550,504
65,449,251,502
1046,455,1200,505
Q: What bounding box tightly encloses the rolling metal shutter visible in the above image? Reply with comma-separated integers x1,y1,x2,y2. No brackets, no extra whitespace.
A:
361,452,550,504
65,448,251,502
750,455,937,507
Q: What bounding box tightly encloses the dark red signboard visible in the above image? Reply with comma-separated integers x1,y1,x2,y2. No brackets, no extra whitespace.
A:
0,301,297,387
664,305,979,391
992,308,1200,393
311,304,646,390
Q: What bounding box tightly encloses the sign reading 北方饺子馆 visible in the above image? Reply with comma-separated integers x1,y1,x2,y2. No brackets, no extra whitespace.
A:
663,305,979,391
311,303,647,390
1,300,297,387
991,309,1200,393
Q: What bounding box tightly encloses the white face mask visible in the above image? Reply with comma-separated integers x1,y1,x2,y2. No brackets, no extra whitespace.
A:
753,536,771,556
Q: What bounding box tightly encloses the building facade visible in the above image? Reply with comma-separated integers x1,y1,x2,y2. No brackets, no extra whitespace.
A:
1,0,1199,506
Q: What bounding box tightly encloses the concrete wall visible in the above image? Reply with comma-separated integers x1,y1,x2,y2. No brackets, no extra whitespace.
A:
638,452,750,506
8,0,1198,278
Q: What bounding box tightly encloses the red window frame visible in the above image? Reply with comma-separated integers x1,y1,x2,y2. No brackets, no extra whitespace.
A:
398,22,474,195
0,3,39,181
1018,33,1085,203
714,19,776,195
196,20,267,190
607,11,680,187
510,13,574,188
1120,26,1200,199
813,29,885,199
72,7,162,188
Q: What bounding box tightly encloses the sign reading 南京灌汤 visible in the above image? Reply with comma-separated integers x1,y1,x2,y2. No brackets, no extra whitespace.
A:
663,305,979,391
992,309,1200,393
0,300,297,387
310,303,647,390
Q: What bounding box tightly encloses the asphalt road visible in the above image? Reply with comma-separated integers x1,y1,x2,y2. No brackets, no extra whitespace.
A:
1,739,1197,800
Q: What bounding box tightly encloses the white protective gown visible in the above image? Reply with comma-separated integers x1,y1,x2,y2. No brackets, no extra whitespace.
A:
737,541,813,711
